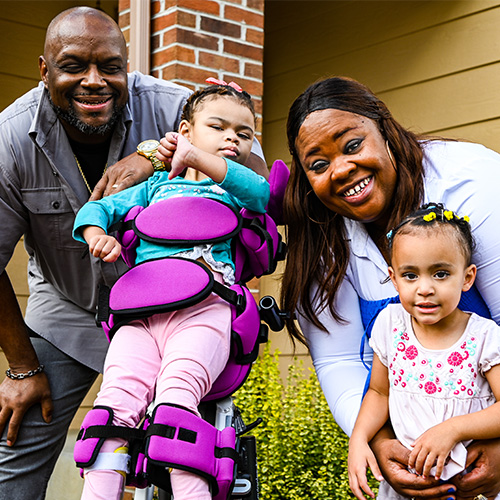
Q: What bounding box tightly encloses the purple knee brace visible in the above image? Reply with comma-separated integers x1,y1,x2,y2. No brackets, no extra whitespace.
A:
145,403,237,500
74,406,148,488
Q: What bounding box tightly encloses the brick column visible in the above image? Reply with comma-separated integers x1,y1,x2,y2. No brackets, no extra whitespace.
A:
151,0,264,131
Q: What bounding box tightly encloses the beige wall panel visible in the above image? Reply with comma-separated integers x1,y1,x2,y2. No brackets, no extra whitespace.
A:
265,5,500,124
0,75,40,111
433,118,500,153
265,0,499,79
381,63,500,134
263,119,290,166
0,20,45,80
5,241,28,295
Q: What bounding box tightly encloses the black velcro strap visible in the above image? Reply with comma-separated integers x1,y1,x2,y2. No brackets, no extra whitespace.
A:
96,284,111,324
212,281,244,310
108,219,134,234
145,423,176,440
214,446,239,462
81,424,145,442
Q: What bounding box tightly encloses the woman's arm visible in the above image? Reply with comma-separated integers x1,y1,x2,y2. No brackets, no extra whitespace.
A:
299,278,372,436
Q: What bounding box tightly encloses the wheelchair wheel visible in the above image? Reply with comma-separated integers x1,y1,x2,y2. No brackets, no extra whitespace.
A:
232,435,259,499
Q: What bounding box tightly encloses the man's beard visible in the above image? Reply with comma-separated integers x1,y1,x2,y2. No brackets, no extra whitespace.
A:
48,93,124,136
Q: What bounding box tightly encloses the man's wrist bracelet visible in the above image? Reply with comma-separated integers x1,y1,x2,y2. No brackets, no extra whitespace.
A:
5,364,45,380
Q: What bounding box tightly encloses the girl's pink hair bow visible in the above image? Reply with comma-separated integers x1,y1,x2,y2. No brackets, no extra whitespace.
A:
205,77,243,93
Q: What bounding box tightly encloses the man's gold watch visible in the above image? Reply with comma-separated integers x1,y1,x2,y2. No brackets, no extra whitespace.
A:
137,139,166,171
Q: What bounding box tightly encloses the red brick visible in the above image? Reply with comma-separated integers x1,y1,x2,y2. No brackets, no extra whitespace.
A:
198,52,240,73
247,0,264,11
153,45,196,67
222,75,262,96
163,63,215,86
200,16,241,38
152,34,161,51
244,61,262,80
245,27,263,46
224,40,263,61
118,11,130,29
164,28,219,51
225,5,264,29
121,26,130,44
119,0,130,11
151,0,163,15
153,10,197,31
153,11,176,31
178,0,220,15
224,0,244,4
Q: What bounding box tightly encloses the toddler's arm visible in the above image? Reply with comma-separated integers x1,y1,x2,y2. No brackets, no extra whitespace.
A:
82,226,122,263
409,363,500,480
348,355,388,499
158,132,228,182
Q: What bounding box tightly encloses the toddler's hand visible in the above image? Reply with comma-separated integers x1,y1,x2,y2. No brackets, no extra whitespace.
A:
158,132,198,179
409,424,457,480
348,440,384,500
88,234,122,262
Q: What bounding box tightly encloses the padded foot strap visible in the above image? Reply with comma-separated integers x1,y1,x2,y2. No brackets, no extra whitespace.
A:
145,403,237,499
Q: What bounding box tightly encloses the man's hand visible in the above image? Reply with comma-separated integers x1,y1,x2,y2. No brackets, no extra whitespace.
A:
90,152,154,200
452,440,500,499
0,373,52,446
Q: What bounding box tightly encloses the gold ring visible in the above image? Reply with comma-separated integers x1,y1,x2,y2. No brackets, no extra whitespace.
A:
474,495,488,500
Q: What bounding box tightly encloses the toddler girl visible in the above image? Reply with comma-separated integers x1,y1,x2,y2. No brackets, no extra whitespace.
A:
347,203,500,500
73,81,269,500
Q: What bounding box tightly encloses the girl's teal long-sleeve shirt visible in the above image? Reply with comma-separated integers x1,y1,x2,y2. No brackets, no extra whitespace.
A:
73,158,270,271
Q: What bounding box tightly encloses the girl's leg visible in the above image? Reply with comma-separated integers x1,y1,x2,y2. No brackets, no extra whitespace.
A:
81,319,162,500
151,293,231,500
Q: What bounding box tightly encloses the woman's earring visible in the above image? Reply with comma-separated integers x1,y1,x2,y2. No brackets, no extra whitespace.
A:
386,140,397,172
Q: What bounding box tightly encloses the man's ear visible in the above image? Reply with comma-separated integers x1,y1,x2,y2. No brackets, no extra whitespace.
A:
388,266,398,292
178,120,192,141
462,264,477,292
39,56,49,88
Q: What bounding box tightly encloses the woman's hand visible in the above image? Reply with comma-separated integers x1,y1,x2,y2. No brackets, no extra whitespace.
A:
452,439,500,499
90,152,154,201
371,429,458,499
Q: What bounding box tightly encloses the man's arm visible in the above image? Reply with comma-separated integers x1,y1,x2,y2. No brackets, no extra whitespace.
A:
0,271,52,446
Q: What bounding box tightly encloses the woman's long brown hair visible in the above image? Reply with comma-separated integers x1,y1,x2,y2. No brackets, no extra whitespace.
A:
281,77,426,346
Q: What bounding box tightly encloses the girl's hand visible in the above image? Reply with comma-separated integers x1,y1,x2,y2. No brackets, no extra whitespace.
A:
158,132,198,179
409,424,458,480
348,439,384,499
87,234,122,262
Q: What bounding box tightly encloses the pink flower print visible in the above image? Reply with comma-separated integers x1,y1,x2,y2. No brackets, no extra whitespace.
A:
419,384,423,389
406,345,418,360
448,352,464,366
468,389,474,396
419,373,425,380
461,386,466,391
424,382,437,394
397,342,405,352
401,382,406,388
461,342,466,349
401,332,409,341
463,351,469,360
436,362,442,369
457,379,462,384
454,389,460,395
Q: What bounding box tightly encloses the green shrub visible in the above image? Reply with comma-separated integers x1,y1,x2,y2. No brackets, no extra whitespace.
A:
233,345,379,499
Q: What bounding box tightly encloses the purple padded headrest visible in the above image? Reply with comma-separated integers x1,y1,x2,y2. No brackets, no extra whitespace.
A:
266,159,289,225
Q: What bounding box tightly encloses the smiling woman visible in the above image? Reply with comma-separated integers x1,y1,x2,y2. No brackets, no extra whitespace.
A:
281,76,500,499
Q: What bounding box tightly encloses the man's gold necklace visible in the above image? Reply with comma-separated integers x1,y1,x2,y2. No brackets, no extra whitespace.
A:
74,155,107,193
